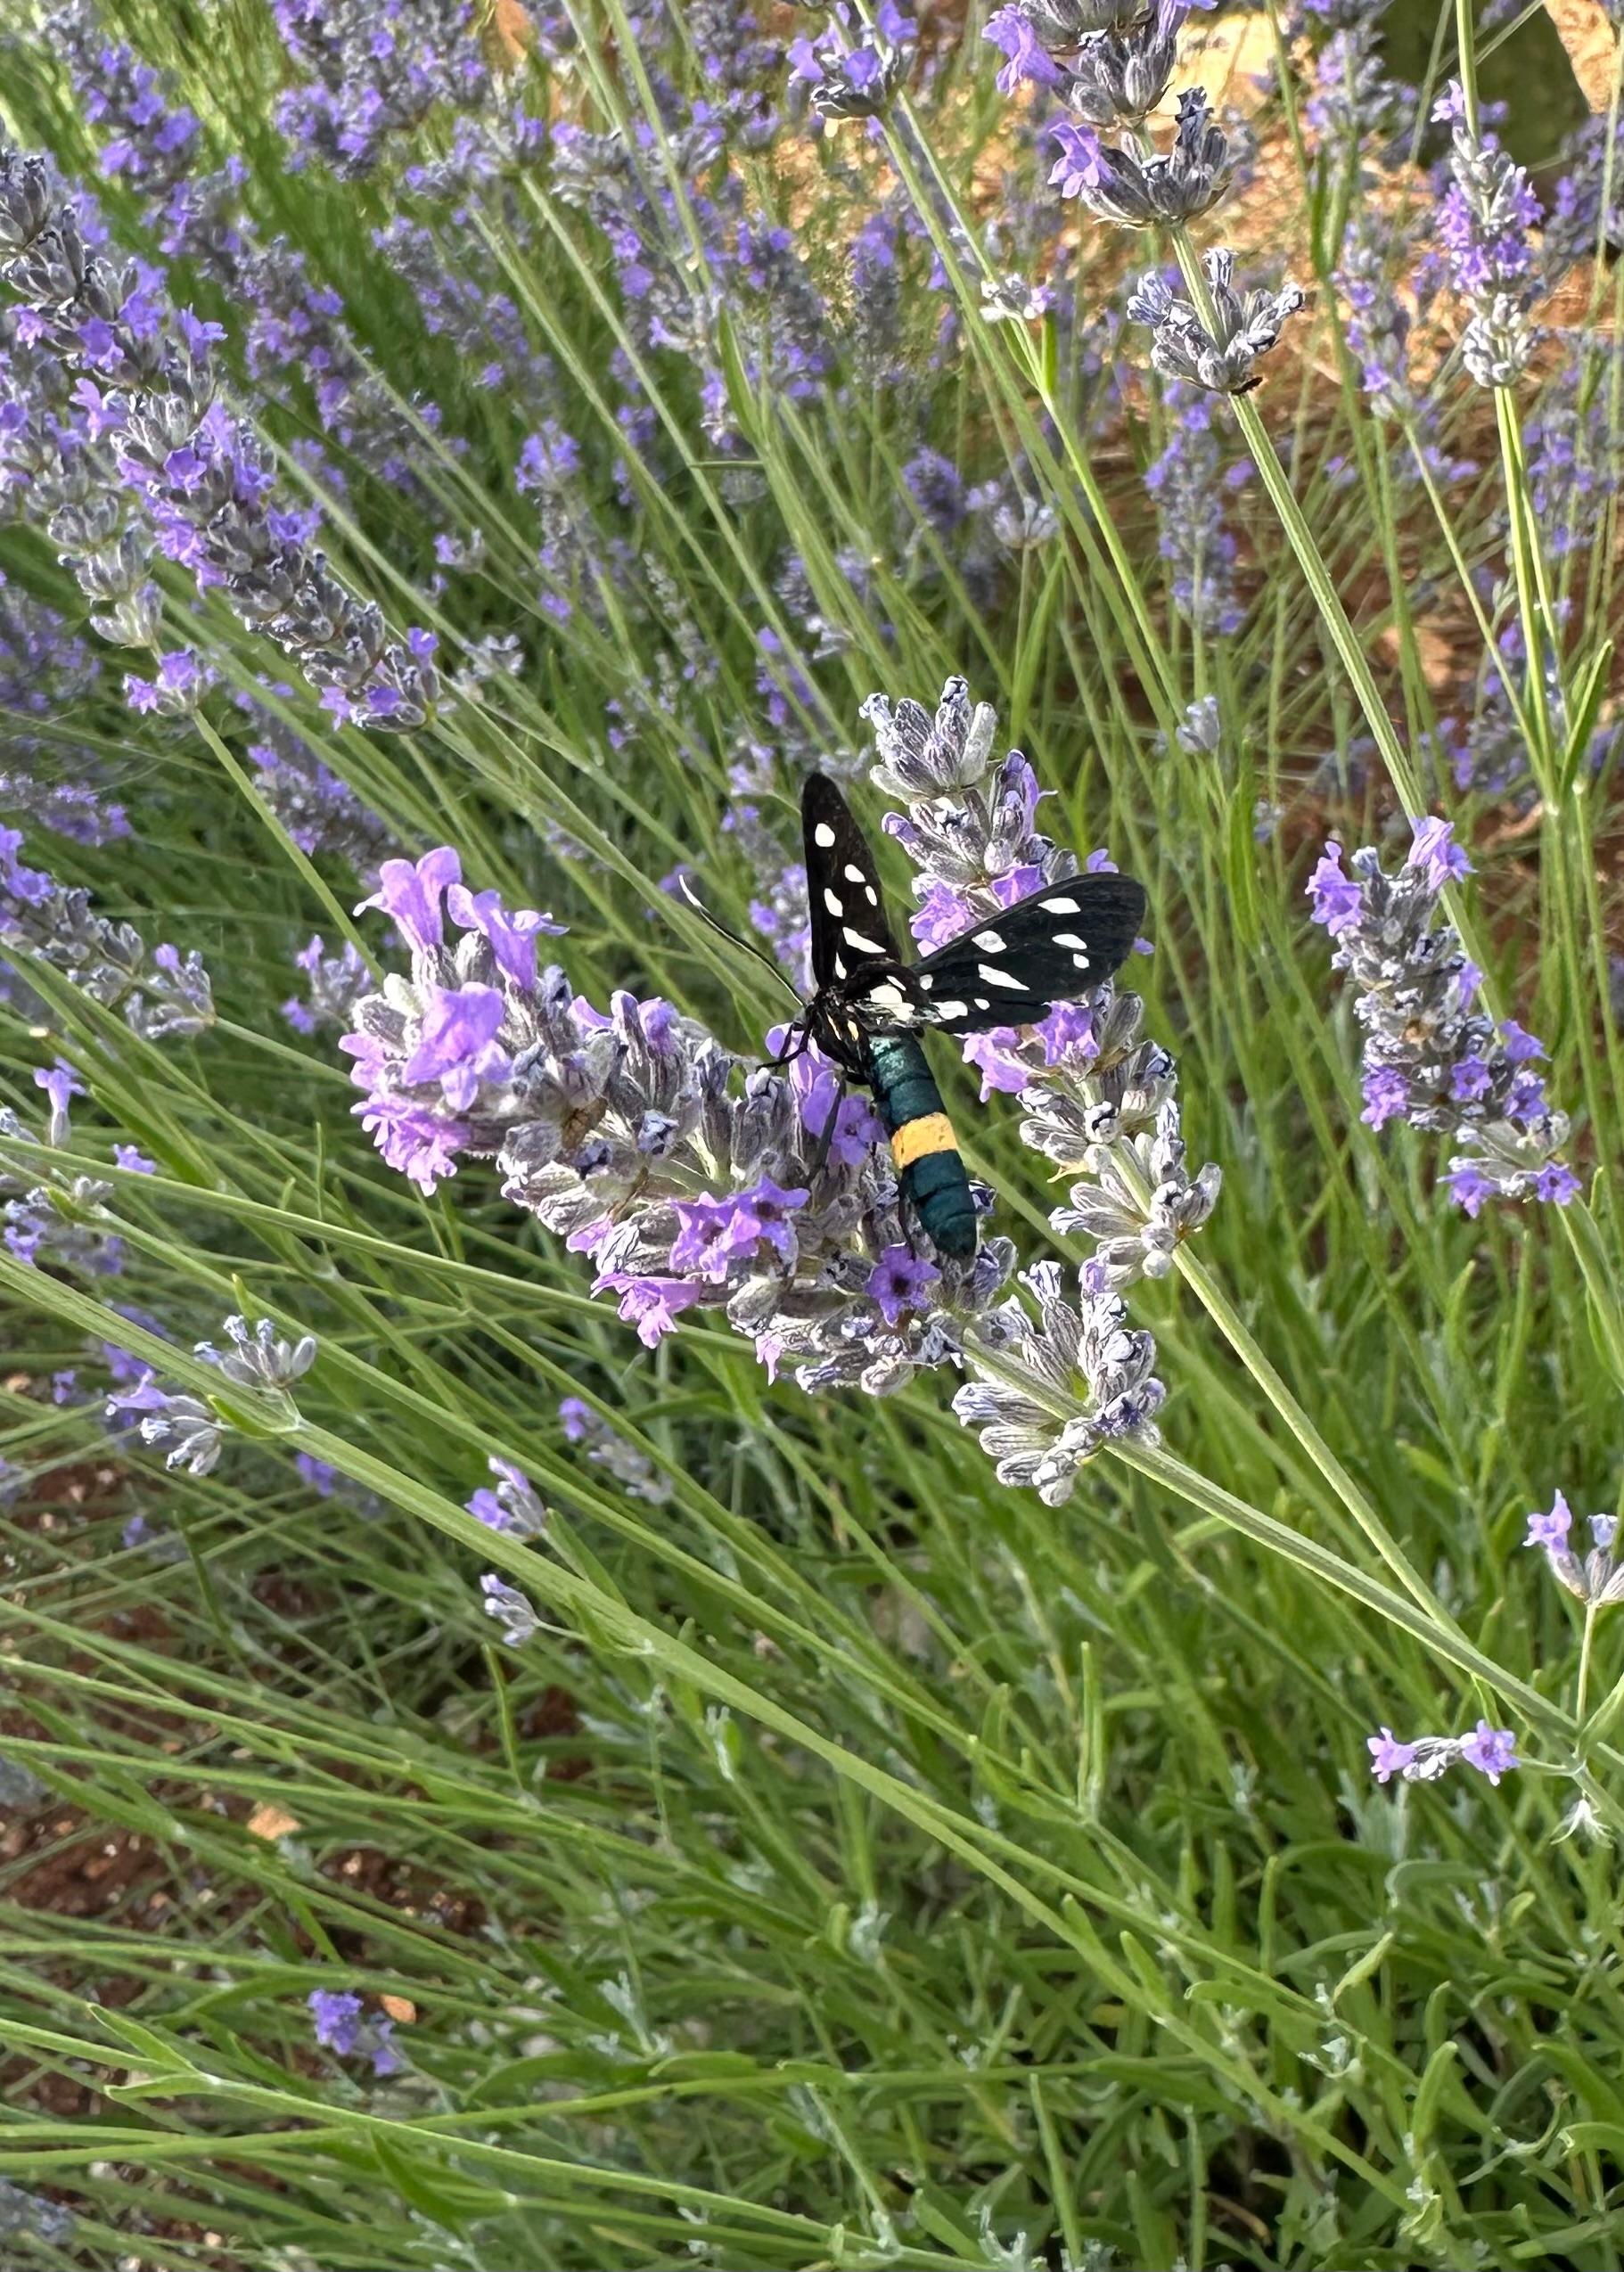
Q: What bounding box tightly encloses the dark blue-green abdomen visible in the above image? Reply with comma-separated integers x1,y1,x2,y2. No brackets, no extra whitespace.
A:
863,1033,978,1259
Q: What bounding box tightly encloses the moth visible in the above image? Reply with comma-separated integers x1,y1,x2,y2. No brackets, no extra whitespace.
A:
772,774,1146,1259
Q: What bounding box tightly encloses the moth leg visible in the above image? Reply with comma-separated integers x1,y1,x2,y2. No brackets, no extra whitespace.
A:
806,1076,845,1189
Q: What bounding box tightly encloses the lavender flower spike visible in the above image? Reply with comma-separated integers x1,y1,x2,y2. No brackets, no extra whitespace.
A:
480,1571,541,1648
1524,1491,1624,1607
1128,251,1304,395
194,1314,318,1391
1308,824,1576,1215
1049,90,1235,227
955,1262,1166,1504
1366,1719,1520,1788
467,1455,547,1537
343,835,1013,1391
0,147,439,727
865,674,1214,1296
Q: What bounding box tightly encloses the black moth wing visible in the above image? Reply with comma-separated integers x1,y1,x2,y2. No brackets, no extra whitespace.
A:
801,773,902,992
904,871,1147,1035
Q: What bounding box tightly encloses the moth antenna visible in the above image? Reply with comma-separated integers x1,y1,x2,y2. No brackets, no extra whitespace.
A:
674,874,803,1005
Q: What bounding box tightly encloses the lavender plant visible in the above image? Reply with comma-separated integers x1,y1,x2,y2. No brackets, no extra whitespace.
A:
0,0,1620,2263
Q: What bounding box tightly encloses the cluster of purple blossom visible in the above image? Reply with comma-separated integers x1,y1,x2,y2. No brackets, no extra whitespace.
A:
52,0,438,488
340,839,1011,1396
0,1062,124,1277
308,1986,402,2077
243,706,398,877
1524,1489,1624,1609
1,827,212,1039
107,1316,318,1480
853,677,1210,1497
789,0,916,122
1308,822,1578,1217
0,144,439,730
0,572,126,842
1367,1718,1518,1789
273,0,496,177
982,0,1300,397
1431,83,1541,390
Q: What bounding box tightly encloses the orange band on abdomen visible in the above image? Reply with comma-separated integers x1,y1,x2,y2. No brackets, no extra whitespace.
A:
890,1112,958,1171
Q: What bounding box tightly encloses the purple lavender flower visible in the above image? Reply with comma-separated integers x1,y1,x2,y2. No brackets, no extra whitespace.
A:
1366,1727,1417,1784
33,1061,81,1150
308,1988,364,2055
1431,84,1541,388
466,1455,545,1538
1309,831,1576,1214
1525,1489,1572,1550
868,677,1211,1298
1459,1720,1519,1784
0,147,440,726
307,1982,401,2072
1366,1720,1519,1789
102,1313,315,1478
867,1245,940,1327
285,935,371,1037
248,715,398,874
1524,1490,1624,1606
342,828,1010,1392
0,1068,122,1276
124,647,211,718
557,1397,670,1504
1048,91,1235,226
106,1370,224,1474
984,4,1067,93
480,1571,540,1647
1,828,213,1038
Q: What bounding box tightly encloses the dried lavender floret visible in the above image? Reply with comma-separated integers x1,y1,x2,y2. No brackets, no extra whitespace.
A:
1127,250,1303,395
954,1262,1167,1504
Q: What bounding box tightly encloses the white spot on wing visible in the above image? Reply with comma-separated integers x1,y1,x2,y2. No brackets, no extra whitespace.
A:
1071,951,1091,970
842,928,888,958
814,823,837,849
1045,895,1079,915
916,972,933,990
978,963,1023,990
843,863,867,883
864,885,878,906
934,998,967,1020
823,888,843,917
974,997,990,1011
833,954,847,979
865,982,915,1023
1051,931,1087,951
973,928,1005,952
